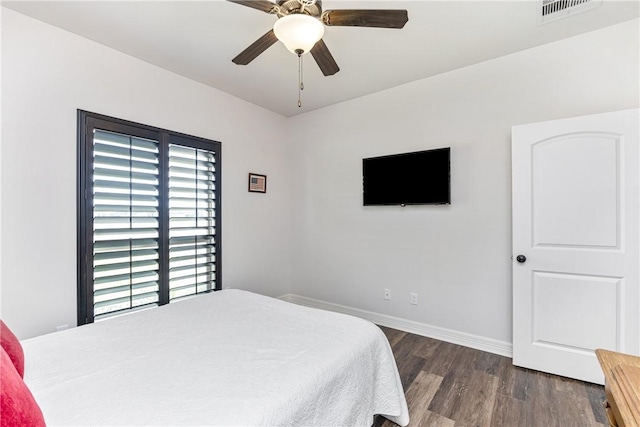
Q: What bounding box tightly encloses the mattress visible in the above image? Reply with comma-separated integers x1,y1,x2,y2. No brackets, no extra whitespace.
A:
22,289,409,426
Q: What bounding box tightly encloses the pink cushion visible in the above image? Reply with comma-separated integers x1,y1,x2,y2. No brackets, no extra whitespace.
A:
0,320,24,378
1,348,46,427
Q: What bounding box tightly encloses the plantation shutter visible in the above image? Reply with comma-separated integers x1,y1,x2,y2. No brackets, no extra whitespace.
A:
79,111,222,324
92,130,161,319
168,144,218,300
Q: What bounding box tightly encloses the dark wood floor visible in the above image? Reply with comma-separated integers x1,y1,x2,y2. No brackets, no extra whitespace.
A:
374,326,608,427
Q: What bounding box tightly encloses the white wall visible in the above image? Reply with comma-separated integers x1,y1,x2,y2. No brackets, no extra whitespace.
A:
0,7,4,333
286,19,640,345
1,8,293,339
2,8,638,348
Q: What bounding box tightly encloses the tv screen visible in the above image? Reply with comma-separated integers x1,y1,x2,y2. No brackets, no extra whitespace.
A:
363,147,450,206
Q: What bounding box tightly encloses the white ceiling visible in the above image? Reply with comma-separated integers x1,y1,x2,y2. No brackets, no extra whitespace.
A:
3,0,639,117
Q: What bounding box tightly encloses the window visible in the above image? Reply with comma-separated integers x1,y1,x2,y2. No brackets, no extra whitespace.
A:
77,111,221,324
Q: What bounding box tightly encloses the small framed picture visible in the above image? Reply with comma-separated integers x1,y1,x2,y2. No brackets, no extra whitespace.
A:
248,173,267,193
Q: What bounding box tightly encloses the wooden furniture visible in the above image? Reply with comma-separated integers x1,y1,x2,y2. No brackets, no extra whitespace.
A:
595,349,640,427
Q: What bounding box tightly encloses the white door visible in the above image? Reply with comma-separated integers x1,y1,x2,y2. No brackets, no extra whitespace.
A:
512,109,639,384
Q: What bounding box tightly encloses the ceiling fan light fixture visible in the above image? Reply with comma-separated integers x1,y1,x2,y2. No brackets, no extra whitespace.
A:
273,14,324,54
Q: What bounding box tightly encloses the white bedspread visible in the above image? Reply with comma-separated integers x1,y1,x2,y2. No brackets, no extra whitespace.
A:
22,290,409,426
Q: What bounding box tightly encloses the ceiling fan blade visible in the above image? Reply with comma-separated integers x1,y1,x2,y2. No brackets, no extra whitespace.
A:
232,29,278,65
310,39,340,76
322,10,408,29
227,0,277,14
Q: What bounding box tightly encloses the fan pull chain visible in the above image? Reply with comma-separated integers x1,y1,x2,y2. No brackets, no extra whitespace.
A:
297,50,304,108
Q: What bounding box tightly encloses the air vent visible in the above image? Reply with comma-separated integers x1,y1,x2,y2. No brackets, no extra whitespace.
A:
539,0,602,24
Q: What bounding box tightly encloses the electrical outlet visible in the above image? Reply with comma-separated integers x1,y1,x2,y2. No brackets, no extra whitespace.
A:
410,293,418,305
384,289,391,300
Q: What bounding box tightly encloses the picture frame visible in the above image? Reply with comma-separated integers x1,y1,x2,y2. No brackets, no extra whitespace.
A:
248,173,267,193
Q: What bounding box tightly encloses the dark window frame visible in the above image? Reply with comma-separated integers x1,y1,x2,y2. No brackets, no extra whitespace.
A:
77,110,222,325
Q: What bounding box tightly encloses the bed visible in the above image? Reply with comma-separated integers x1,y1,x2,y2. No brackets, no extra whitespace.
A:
17,289,409,426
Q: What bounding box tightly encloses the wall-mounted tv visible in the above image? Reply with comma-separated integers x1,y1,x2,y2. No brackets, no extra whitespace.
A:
363,147,450,206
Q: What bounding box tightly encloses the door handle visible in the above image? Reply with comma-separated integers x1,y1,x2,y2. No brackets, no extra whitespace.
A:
516,255,527,263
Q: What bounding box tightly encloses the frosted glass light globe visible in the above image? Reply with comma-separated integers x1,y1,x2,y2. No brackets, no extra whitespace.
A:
273,14,324,54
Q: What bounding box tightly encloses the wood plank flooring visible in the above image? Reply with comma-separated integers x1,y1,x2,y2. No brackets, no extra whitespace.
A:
374,326,608,427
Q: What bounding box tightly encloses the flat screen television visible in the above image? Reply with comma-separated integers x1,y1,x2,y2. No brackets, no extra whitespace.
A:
363,147,450,206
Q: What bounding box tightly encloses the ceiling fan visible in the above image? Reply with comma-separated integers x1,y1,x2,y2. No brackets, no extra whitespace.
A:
228,0,409,77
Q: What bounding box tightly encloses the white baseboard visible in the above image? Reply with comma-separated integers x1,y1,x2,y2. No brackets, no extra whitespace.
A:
279,293,513,358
